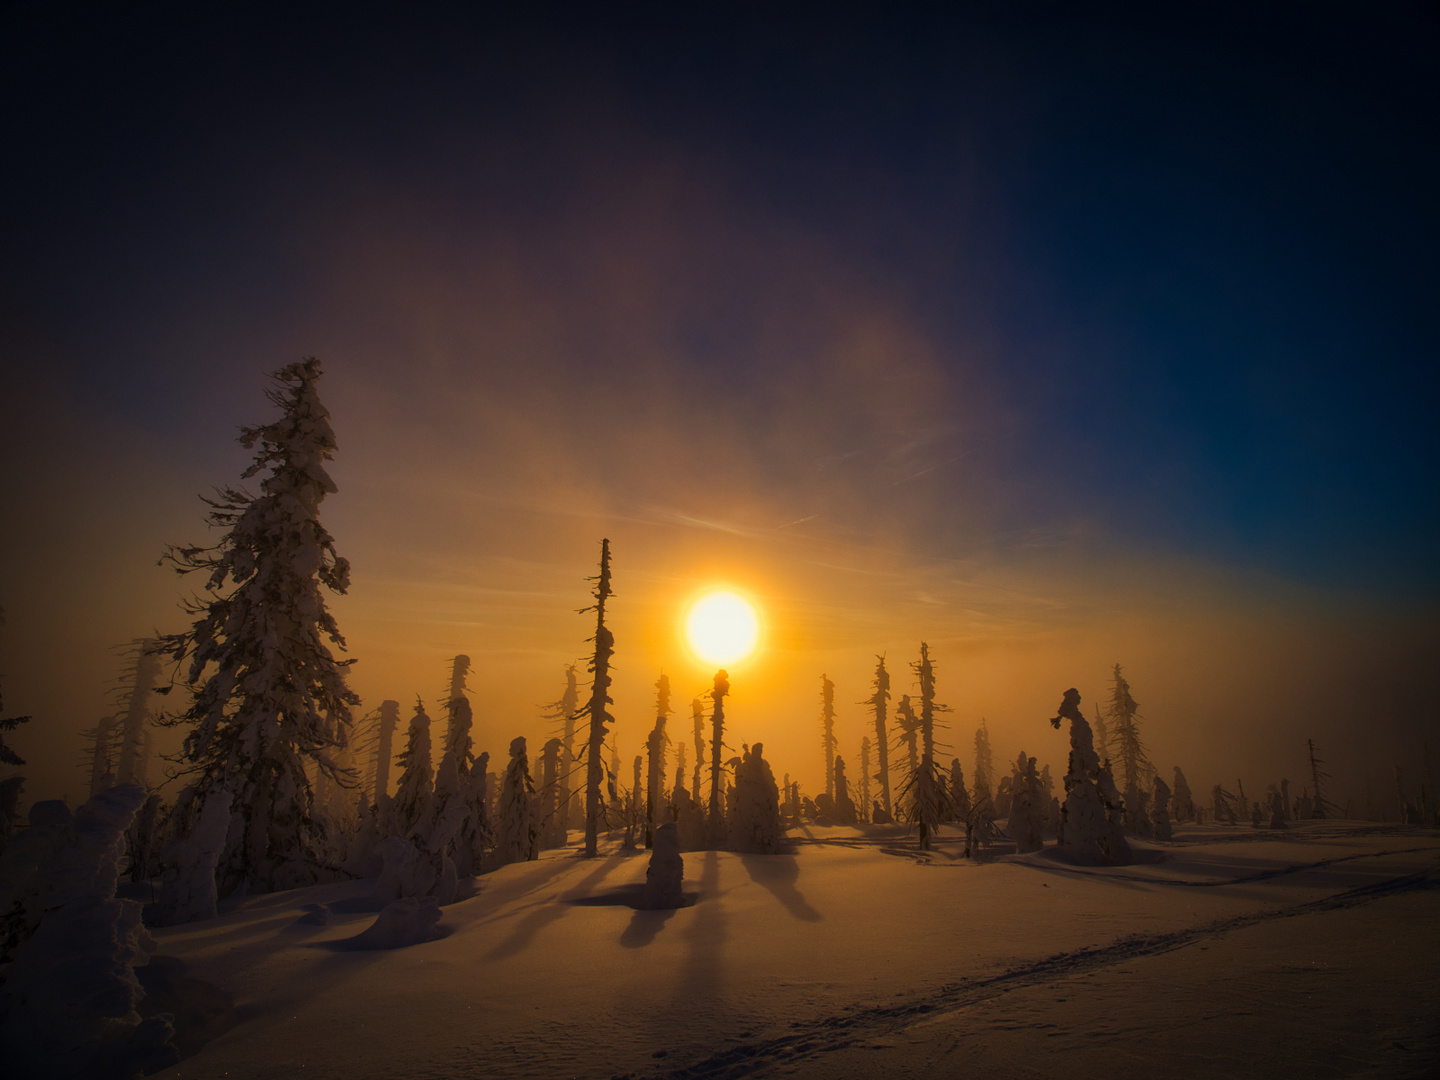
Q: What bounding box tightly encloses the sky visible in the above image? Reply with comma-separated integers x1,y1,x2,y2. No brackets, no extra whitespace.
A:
1,3,1437,811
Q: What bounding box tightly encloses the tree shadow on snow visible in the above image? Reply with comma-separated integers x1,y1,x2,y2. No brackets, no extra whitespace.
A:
484,855,626,960
564,882,698,949
739,853,821,922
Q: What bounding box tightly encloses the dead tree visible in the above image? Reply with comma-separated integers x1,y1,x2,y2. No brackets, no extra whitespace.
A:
866,656,893,819
645,673,671,848
706,669,730,848
541,663,581,830
820,674,837,802
580,539,616,857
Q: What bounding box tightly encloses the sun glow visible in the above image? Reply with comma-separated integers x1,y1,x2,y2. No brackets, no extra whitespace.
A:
685,591,761,666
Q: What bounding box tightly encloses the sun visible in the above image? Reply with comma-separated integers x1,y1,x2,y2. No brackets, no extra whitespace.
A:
685,590,761,667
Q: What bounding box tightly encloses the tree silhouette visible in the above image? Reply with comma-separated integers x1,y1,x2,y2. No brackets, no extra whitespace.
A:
579,540,615,857
154,358,358,894
866,656,892,820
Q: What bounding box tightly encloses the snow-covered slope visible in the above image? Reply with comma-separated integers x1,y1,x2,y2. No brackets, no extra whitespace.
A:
150,822,1440,1080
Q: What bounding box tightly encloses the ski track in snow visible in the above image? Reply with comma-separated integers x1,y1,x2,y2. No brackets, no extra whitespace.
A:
647,856,1440,1080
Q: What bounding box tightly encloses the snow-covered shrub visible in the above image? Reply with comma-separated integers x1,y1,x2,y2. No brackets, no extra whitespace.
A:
1007,752,1045,853
0,784,178,1078
641,822,685,909
151,790,234,926
497,737,538,864
1151,774,1173,841
728,743,786,853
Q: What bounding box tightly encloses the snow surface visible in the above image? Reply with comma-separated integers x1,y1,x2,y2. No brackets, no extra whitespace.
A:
147,821,1439,1080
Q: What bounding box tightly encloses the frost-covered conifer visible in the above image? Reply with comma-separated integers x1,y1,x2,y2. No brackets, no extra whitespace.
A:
541,663,580,830
949,758,971,825
899,643,949,850
674,742,687,797
625,754,643,849
1211,784,1239,825
896,694,919,777
155,359,358,894
580,540,615,857
1151,774,1173,840
833,756,858,825
728,743,785,853
85,715,119,796
1267,789,1286,829
994,774,1014,820
858,736,872,823
390,700,435,841
1105,665,1151,836
498,736,538,864
453,750,491,876
1048,689,1130,865
973,720,994,812
1008,752,1046,853
819,675,837,802
705,670,730,848
691,698,705,802
867,656,893,820
115,643,160,788
1172,766,1195,821
431,660,475,859
646,674,671,847
538,737,565,849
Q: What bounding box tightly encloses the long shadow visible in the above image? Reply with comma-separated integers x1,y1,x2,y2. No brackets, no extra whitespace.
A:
484,855,625,960
677,851,729,1002
739,853,821,922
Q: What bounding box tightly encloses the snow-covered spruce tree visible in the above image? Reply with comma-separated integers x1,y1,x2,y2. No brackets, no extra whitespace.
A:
1048,688,1131,865
866,655,893,822
372,699,400,808
1151,774,1173,841
819,674,837,802
691,697,705,801
1307,739,1337,819
580,540,615,858
114,642,161,788
833,755,858,825
858,736,872,824
498,736,538,864
84,714,119,796
389,699,434,840
949,757,988,855
541,663,580,831
624,754,643,849
895,694,919,778
454,749,492,875
1008,752,1046,853
646,674,671,847
674,742,687,799
439,655,472,762
899,643,949,850
155,358,358,895
1172,766,1195,821
1211,784,1239,825
973,719,994,813
705,670,731,848
538,737,565,849
728,742,786,853
1104,664,1152,836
